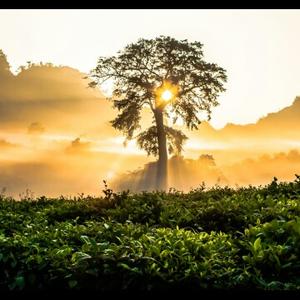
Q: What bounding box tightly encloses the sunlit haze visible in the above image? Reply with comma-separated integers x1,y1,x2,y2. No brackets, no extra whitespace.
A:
1,9,300,197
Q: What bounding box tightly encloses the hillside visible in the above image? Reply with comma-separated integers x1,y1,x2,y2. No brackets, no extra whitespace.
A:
191,97,300,142
0,58,116,138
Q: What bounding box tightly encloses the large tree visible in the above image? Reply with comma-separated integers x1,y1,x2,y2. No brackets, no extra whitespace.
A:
90,36,227,190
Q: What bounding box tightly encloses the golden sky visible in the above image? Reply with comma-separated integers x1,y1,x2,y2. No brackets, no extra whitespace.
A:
0,9,300,128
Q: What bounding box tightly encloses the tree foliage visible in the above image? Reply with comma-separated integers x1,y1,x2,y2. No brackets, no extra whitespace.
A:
136,125,188,156
90,36,227,156
0,49,12,77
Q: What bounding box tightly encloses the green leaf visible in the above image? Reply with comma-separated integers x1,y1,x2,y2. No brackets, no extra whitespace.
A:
72,252,92,263
15,276,25,289
117,262,141,274
282,262,292,269
68,280,78,289
273,254,281,267
80,235,90,244
118,262,131,270
242,255,250,262
253,237,261,252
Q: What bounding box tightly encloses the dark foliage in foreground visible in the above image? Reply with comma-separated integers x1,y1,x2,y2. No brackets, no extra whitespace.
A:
0,176,300,291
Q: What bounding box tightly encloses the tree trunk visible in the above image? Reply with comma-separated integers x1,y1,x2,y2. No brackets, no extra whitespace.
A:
154,108,168,191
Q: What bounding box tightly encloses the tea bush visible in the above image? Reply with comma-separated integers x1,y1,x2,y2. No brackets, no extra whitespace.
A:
0,176,300,291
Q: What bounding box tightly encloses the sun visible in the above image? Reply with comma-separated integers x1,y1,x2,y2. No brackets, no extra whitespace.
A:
161,89,173,102
154,80,179,108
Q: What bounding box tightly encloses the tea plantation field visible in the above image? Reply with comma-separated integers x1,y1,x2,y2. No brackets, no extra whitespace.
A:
1,177,300,292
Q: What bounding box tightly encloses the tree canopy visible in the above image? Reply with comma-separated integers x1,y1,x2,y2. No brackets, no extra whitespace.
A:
90,36,227,158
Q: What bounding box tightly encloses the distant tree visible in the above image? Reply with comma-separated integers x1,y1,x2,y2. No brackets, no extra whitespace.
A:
0,50,12,77
198,154,216,167
90,36,227,190
65,137,90,154
27,122,45,135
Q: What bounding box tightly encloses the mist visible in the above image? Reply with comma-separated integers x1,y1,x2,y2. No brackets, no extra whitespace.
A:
111,150,300,193
1,50,300,197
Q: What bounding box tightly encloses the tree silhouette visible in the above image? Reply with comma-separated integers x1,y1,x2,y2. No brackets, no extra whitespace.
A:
0,50,12,78
90,36,227,190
